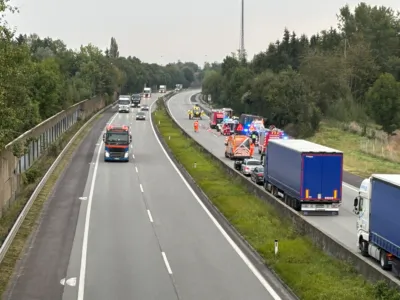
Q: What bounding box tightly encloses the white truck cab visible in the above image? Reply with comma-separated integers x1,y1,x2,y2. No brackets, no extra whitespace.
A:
159,85,166,93
143,87,152,98
353,178,371,254
118,95,131,113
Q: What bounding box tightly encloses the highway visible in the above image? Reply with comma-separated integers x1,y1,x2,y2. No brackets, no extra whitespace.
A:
4,93,292,300
166,90,394,271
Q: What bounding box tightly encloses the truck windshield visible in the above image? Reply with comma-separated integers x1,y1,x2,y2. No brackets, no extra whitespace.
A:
247,160,261,166
119,100,130,105
106,132,129,144
216,118,223,124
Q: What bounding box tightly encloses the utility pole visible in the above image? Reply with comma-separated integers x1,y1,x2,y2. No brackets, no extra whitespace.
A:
239,0,245,60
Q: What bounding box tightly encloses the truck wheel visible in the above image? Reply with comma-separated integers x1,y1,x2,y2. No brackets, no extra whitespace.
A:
224,151,228,158
380,251,392,270
359,240,369,257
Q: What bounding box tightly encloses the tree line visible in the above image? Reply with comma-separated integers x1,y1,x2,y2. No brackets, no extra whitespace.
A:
0,4,199,149
202,2,400,137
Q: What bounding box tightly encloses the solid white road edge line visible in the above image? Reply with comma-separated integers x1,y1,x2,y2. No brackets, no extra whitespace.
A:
147,210,154,223
161,252,173,274
151,94,282,300
78,112,118,300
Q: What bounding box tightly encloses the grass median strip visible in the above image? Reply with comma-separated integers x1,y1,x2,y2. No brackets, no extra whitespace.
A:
0,112,103,296
153,105,400,300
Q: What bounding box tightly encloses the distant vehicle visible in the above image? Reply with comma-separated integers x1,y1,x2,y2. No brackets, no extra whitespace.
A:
353,174,400,274
241,158,262,176
131,94,141,107
158,85,166,93
251,166,264,184
136,111,146,120
143,87,152,98
103,125,132,162
210,110,224,129
141,104,149,111
238,114,263,133
175,84,182,91
118,95,131,113
264,139,343,214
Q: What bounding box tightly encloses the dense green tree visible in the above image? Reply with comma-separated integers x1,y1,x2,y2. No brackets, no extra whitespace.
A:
366,73,400,134
0,8,200,149
202,2,400,137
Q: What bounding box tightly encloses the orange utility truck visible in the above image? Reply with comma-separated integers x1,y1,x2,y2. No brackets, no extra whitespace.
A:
224,135,252,170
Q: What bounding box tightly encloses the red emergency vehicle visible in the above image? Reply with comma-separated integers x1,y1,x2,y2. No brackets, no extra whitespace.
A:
210,110,224,129
258,129,283,154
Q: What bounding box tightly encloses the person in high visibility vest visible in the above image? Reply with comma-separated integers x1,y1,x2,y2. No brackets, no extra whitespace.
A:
251,131,257,144
194,120,199,132
249,141,255,157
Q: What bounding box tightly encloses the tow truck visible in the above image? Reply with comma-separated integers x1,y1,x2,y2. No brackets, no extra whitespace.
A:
102,125,132,162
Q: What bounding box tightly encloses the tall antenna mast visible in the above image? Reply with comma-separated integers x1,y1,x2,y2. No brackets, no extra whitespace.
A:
239,0,245,60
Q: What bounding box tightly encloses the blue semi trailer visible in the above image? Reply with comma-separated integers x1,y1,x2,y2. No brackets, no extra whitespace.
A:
353,174,400,275
263,139,343,215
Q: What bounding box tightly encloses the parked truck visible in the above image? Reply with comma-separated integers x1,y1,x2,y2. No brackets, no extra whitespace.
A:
353,174,400,275
263,139,343,215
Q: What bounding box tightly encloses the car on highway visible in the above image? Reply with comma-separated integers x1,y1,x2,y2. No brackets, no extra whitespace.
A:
250,166,264,184
136,111,146,121
141,104,149,111
240,158,262,176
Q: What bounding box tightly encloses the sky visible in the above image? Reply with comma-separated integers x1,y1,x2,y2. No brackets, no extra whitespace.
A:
5,0,400,67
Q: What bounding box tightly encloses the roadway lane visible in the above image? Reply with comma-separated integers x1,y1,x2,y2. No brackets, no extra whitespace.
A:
62,93,288,300
62,94,177,300
166,90,381,265
4,108,117,300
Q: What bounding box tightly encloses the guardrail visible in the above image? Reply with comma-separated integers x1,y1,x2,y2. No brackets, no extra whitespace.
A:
157,93,400,289
0,95,116,217
0,96,116,264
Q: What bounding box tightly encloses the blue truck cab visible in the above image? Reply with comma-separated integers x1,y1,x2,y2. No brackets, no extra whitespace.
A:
102,124,132,162
354,174,400,275
264,139,343,215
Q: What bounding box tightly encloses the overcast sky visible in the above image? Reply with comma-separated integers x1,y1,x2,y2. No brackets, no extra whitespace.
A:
6,0,400,66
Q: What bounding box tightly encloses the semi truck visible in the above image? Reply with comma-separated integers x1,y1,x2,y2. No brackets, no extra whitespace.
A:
118,95,131,113
103,125,132,162
143,87,152,98
131,94,141,107
263,139,343,215
175,84,182,91
353,174,400,275
158,85,166,93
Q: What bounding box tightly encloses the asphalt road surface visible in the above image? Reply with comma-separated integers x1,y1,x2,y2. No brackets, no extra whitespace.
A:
166,89,400,283
4,93,292,300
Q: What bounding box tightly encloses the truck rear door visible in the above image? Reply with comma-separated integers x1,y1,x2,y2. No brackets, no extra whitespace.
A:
302,154,342,201
320,154,342,201
302,154,322,200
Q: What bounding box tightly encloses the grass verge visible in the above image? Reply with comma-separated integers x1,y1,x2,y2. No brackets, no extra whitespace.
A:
153,104,400,300
0,112,103,296
308,122,400,178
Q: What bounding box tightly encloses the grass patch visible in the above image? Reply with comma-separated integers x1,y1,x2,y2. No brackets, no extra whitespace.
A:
153,104,400,300
0,112,103,296
308,122,400,177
